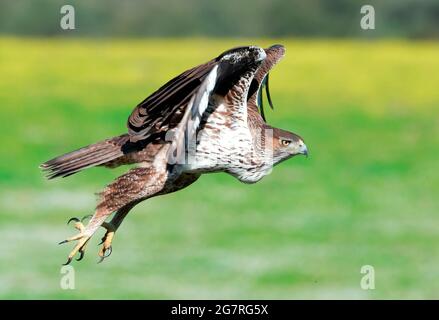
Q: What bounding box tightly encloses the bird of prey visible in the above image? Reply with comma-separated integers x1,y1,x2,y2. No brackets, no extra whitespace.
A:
40,45,308,265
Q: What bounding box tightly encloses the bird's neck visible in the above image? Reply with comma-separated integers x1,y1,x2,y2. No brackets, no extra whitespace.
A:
228,120,279,184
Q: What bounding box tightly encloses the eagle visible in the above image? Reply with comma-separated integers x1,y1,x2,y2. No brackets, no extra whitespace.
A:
40,45,308,265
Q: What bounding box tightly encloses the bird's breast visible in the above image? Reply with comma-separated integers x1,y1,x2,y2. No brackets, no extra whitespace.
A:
182,103,273,183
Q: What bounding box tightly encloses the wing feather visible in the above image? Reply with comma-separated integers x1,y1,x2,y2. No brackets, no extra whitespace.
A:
128,61,217,142
248,44,285,121
166,65,219,164
128,46,266,162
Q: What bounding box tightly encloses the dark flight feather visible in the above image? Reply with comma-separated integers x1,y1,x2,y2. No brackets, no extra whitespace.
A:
248,45,285,122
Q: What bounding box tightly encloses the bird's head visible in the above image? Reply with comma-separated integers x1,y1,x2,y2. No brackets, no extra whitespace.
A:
271,127,308,165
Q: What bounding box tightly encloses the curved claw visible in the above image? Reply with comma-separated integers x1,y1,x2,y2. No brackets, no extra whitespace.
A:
97,246,112,264
76,251,85,261
104,246,112,258
67,217,80,225
59,240,68,245
76,238,90,261
63,257,73,266
98,233,108,246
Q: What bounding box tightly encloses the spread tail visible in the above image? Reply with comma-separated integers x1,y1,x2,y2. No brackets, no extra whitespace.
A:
40,134,130,179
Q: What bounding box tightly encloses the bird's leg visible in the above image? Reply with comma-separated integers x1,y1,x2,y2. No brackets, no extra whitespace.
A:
59,209,112,265
67,216,87,232
97,222,115,263
96,171,199,263
97,204,134,263
59,165,173,264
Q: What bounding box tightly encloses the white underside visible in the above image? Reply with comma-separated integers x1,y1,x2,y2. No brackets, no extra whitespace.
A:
182,102,274,183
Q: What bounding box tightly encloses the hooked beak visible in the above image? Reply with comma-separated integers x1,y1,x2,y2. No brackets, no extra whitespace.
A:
299,143,308,158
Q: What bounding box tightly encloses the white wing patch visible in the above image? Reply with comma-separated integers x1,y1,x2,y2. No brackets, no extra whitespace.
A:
190,64,219,132
166,46,266,166
167,65,218,165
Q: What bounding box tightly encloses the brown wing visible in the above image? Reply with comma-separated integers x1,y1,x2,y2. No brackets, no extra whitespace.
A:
247,44,286,121
41,46,268,180
127,60,217,143
127,46,267,145
157,46,267,165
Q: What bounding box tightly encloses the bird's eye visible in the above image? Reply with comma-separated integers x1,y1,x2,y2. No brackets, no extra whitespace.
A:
281,139,291,146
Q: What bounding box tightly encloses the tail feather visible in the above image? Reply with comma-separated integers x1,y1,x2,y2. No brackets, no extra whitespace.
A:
40,134,130,179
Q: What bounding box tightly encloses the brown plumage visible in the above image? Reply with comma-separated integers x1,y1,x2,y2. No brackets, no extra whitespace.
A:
41,45,308,265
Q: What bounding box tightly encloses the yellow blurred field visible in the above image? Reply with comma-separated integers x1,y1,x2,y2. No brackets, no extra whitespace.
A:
0,38,438,299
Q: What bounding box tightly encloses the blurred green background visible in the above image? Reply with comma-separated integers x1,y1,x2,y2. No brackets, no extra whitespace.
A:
0,1,439,299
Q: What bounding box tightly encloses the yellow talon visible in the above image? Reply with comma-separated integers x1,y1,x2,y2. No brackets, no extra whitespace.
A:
60,215,93,264
60,217,117,264
62,236,90,265
97,222,116,263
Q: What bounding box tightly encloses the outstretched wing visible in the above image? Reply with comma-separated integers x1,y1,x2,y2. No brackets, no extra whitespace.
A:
127,60,217,143
247,44,286,121
127,46,267,154
165,46,267,163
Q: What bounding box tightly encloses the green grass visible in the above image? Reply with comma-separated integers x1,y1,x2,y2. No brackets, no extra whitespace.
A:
0,38,438,299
